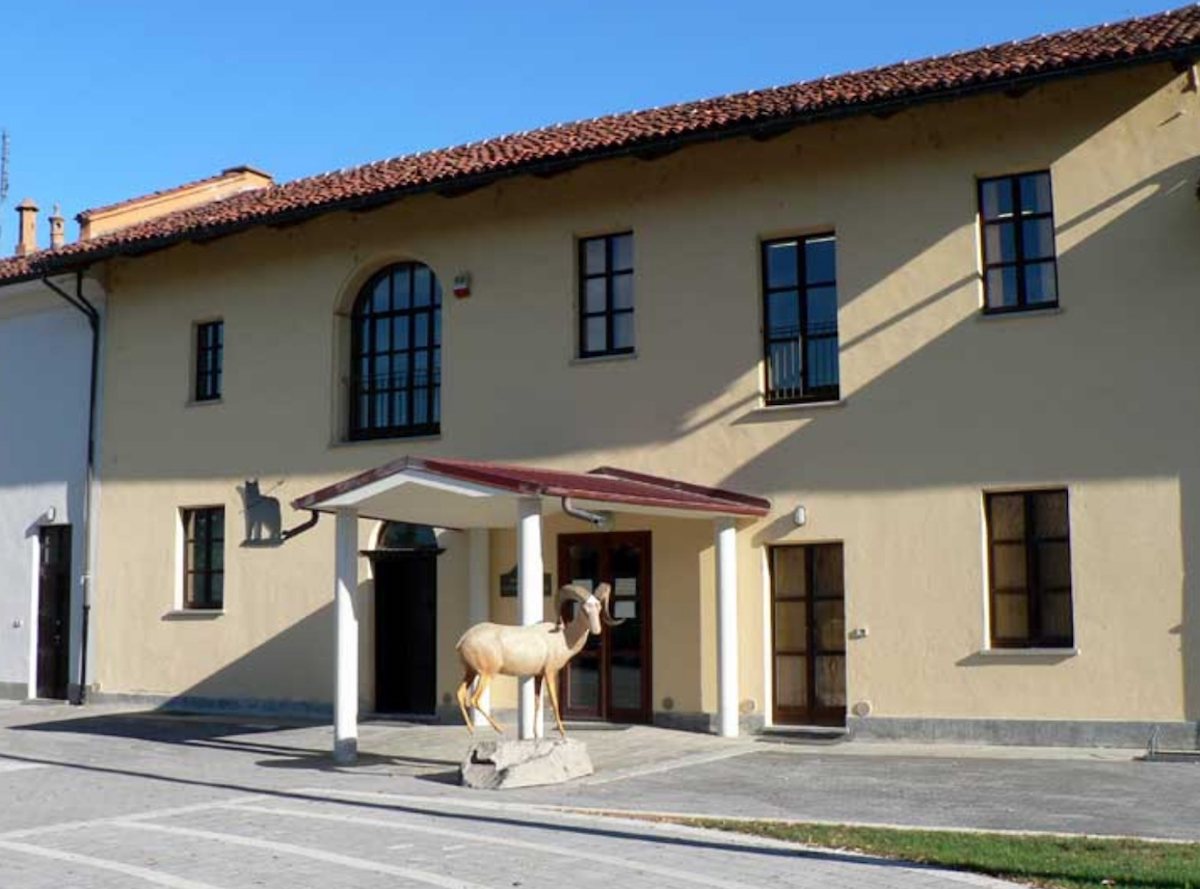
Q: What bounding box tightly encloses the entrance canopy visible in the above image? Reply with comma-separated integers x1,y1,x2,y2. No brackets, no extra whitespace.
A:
291,456,768,763
291,456,769,526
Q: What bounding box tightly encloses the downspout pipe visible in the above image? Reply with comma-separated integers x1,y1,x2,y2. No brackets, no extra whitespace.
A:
561,497,613,529
41,272,99,706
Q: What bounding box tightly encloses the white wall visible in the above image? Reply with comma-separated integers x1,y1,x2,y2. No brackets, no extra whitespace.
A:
0,280,93,697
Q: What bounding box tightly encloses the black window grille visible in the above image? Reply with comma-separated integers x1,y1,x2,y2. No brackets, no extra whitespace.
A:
979,171,1059,312
761,234,839,405
985,489,1074,648
578,232,634,357
183,507,224,610
194,321,223,402
349,263,441,440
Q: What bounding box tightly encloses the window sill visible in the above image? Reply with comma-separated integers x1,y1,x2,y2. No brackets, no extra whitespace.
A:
186,398,223,408
570,351,637,366
979,305,1062,321
750,398,846,418
976,647,1078,657
162,609,225,620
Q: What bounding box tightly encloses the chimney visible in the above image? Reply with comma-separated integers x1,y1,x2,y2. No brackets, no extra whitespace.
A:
15,197,38,256
48,204,65,249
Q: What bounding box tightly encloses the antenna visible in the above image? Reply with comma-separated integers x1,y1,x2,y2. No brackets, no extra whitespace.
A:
0,130,8,246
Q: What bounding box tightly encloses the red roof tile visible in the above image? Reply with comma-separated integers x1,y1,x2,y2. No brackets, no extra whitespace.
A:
292,456,771,517
4,5,1200,285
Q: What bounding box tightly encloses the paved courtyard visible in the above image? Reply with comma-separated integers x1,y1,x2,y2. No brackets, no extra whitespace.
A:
0,702,1196,886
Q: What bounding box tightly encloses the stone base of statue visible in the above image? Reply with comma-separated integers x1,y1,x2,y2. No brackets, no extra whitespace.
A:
460,738,593,789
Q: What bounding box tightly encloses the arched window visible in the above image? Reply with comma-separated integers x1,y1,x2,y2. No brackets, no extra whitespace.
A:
350,262,441,439
376,522,439,552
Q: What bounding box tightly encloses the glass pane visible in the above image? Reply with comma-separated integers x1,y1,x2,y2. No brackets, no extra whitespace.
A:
985,267,1019,309
373,354,391,386
985,222,1017,264
813,545,844,597
989,494,1025,540
772,548,807,598
611,233,633,272
370,275,390,312
393,317,409,351
1038,541,1072,590
585,277,606,313
568,655,600,711
768,342,801,397
413,266,432,307
815,655,846,708
1022,218,1055,260
806,286,838,334
432,311,441,346
210,510,223,541
610,652,641,710
774,601,807,652
1019,172,1052,214
992,542,1027,589
767,290,800,336
1024,262,1057,305
805,337,839,391
993,592,1029,641
805,236,836,285
1041,592,1073,641
775,655,807,708
392,390,407,427
613,312,634,350
585,317,607,353
980,178,1013,220
210,573,224,607
374,318,390,351
765,241,797,288
413,388,429,424
612,273,633,310
1034,491,1069,538
583,238,606,275
813,600,845,651
414,313,429,347
211,543,224,571
393,269,411,309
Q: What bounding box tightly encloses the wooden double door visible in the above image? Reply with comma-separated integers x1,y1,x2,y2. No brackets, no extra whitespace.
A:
558,532,652,723
769,543,847,726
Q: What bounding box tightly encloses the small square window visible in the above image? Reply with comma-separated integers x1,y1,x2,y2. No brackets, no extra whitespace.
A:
979,172,1059,313
194,321,223,402
578,232,634,358
182,507,224,610
985,489,1073,648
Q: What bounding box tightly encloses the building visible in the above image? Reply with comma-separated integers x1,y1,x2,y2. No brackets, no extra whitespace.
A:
0,201,100,703
2,6,1199,751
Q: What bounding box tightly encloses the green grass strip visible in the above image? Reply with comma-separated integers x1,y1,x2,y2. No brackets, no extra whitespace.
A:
673,818,1200,888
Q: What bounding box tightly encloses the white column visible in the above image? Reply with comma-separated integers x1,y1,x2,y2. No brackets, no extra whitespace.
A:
517,497,543,740
467,527,491,728
334,508,359,764
715,517,739,738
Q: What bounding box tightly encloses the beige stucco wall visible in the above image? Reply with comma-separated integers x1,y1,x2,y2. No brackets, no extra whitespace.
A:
91,62,1200,725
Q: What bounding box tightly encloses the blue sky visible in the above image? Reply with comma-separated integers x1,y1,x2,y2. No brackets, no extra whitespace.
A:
0,1,1179,243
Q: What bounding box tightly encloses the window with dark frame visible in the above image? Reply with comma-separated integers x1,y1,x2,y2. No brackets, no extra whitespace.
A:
578,232,634,358
182,507,224,610
349,262,441,440
985,489,1074,649
761,234,839,405
194,320,223,402
979,171,1059,312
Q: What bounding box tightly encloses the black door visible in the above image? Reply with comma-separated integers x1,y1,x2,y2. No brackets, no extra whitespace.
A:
37,525,71,701
373,554,437,715
558,532,652,723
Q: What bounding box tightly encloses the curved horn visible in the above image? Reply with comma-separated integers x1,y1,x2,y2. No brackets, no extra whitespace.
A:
596,582,626,627
553,583,593,625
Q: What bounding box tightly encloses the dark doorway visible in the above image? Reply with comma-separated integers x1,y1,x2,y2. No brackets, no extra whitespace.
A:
769,543,846,726
557,531,652,723
36,525,72,701
373,553,437,715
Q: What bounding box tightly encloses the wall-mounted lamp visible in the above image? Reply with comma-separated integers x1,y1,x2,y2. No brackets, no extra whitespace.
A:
792,505,807,527
40,506,57,525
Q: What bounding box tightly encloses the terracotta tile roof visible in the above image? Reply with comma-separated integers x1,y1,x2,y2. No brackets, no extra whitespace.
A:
4,4,1200,286
291,456,772,517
